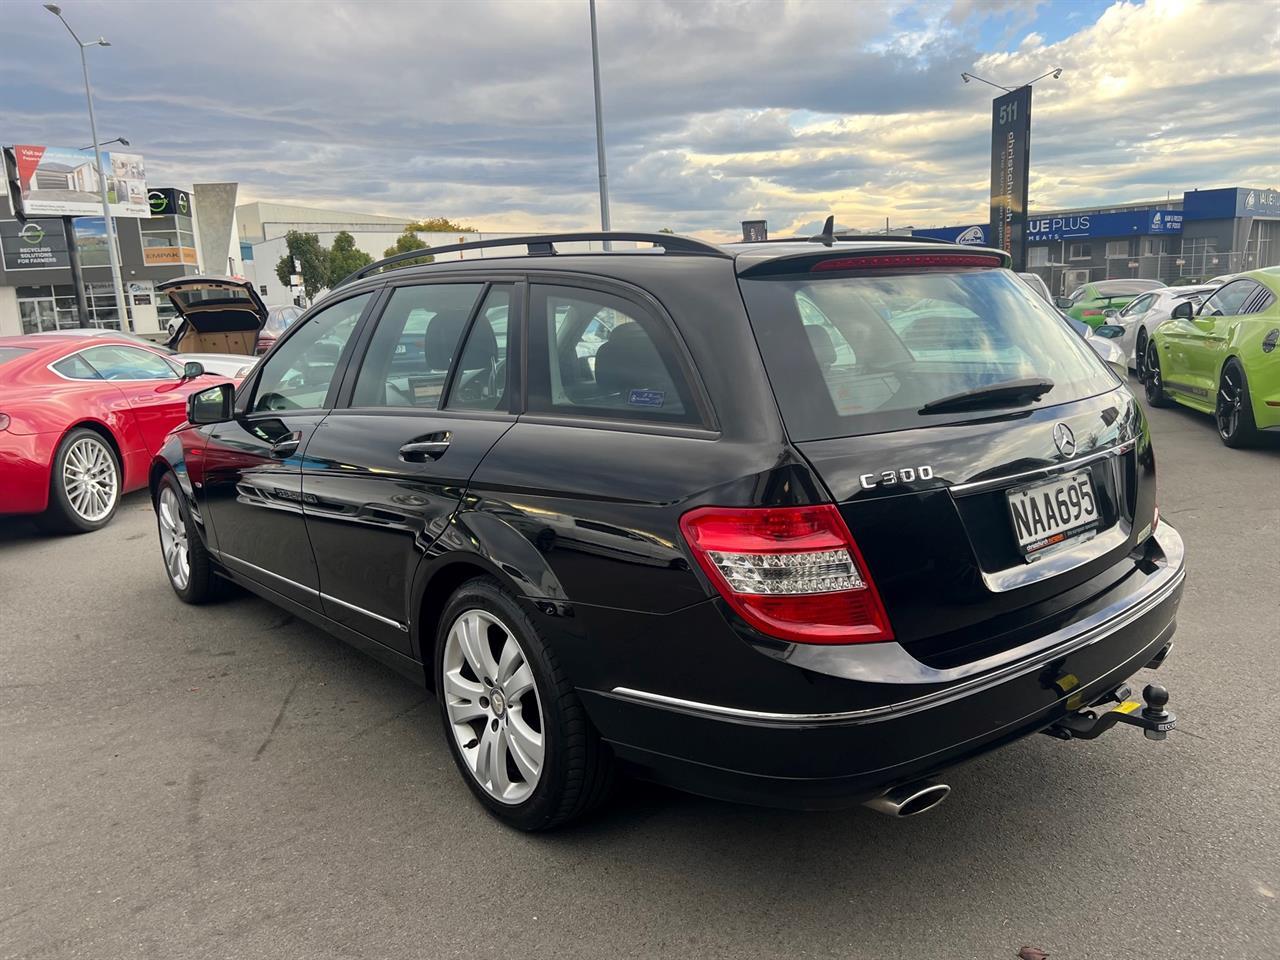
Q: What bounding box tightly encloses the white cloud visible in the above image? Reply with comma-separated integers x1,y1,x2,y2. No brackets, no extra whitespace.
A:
0,0,1274,235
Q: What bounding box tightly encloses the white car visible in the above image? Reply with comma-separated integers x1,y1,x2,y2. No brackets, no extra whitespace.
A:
1100,285,1215,377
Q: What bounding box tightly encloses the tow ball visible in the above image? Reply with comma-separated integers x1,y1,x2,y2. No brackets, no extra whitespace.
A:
1044,683,1175,742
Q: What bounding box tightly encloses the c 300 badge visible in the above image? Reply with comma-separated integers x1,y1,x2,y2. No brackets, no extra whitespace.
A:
858,465,934,489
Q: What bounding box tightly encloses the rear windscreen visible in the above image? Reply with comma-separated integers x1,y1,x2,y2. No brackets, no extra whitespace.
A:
0,346,32,367
740,268,1118,441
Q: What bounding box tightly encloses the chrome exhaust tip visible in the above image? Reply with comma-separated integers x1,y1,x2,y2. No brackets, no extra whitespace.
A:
862,780,951,818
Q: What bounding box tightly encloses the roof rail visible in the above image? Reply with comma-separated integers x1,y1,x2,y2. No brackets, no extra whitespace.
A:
335,230,729,288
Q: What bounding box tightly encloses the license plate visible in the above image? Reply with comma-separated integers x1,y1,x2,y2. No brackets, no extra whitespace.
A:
395,343,407,355
1006,470,1099,556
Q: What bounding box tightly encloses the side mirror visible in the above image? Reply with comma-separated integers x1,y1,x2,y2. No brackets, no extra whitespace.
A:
1170,301,1195,320
1094,324,1125,339
181,360,205,380
1102,308,1119,319
187,382,235,425
1054,296,1074,310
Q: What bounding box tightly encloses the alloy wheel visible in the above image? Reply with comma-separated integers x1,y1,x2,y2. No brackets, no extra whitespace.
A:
1135,332,1148,382
157,486,190,590
1217,366,1242,440
62,436,118,522
442,609,544,805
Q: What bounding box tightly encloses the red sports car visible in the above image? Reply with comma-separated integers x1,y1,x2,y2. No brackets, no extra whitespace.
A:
0,334,237,533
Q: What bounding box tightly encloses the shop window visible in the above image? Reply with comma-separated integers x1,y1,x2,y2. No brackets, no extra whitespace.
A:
1069,243,1091,260
1027,247,1050,267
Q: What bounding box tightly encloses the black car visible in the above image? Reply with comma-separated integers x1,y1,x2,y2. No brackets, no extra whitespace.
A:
151,229,1184,830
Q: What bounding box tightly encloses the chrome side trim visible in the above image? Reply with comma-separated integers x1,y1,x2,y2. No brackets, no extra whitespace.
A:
948,437,1137,497
220,553,319,595
319,592,409,632
220,553,409,632
608,536,1184,726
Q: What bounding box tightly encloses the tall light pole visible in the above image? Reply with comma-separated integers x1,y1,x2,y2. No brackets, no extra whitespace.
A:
588,0,611,249
45,4,129,331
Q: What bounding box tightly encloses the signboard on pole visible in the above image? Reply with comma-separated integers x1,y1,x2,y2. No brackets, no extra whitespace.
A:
988,86,1032,271
7,145,150,218
741,220,768,241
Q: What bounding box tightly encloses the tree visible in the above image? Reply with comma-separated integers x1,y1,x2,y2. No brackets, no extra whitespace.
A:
405,217,476,233
382,228,435,270
657,227,675,234
327,230,373,287
275,231,329,302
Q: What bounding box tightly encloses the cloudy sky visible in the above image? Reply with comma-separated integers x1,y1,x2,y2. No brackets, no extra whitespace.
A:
3,0,1277,238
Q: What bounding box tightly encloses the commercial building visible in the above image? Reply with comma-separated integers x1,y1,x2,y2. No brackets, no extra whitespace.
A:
235,201,530,307
912,185,1280,295
0,187,200,336
237,201,416,307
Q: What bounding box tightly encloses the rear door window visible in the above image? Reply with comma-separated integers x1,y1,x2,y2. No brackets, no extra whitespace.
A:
740,268,1117,440
526,284,701,425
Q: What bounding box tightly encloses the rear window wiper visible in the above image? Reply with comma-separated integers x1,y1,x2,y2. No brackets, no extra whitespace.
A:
918,377,1054,415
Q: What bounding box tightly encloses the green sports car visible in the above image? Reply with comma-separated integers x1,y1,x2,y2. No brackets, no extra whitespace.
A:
1056,278,1166,327
1144,266,1280,447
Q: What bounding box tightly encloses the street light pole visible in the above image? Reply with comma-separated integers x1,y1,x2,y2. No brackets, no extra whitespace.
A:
588,0,612,250
45,4,129,331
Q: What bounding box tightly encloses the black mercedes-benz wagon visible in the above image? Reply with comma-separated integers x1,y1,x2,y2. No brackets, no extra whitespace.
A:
152,228,1184,829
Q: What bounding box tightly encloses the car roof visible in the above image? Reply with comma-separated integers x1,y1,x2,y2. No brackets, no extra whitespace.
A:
325,231,1010,300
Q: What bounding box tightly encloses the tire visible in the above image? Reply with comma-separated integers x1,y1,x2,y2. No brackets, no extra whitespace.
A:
434,577,614,830
1216,358,1260,448
37,428,121,534
155,471,221,603
1135,329,1149,383
1143,342,1172,408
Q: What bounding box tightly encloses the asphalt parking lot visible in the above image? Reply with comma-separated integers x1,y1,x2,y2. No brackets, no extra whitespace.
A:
2,381,1277,960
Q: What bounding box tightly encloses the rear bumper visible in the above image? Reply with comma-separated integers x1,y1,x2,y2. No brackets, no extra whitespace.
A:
582,523,1185,809
0,432,56,516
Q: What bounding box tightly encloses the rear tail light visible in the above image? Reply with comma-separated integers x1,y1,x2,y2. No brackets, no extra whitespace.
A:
679,504,893,644
1081,309,1103,317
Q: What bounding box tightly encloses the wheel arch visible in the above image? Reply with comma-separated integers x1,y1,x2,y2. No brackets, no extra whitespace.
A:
412,556,509,690
61,419,124,476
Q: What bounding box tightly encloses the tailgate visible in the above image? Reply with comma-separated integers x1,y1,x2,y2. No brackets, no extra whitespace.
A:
797,389,1157,667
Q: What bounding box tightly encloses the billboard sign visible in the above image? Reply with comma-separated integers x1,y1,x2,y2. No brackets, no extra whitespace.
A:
1025,209,1185,242
741,219,768,241
1,217,70,270
8,145,150,218
147,187,192,218
912,224,989,245
988,86,1032,270
142,244,199,266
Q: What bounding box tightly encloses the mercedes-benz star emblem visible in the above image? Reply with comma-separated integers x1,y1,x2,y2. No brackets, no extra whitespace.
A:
1053,423,1077,458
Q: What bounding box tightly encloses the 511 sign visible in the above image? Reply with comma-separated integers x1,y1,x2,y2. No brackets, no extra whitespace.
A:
988,86,1032,271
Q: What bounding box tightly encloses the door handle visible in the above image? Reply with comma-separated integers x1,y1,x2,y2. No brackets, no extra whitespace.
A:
399,432,451,462
269,432,302,459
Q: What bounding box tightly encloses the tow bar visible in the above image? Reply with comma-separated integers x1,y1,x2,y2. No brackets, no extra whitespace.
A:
1044,683,1176,742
